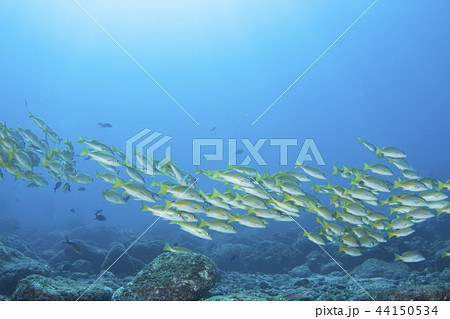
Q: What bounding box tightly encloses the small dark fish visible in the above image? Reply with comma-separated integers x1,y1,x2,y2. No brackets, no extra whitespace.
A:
24,99,28,107
230,255,236,262
84,156,91,160
95,209,103,215
77,187,86,191
236,149,244,155
210,127,216,131
124,195,131,203
62,183,71,193
95,214,107,222
70,209,76,213
64,236,82,254
98,122,113,128
27,182,38,188
54,181,62,192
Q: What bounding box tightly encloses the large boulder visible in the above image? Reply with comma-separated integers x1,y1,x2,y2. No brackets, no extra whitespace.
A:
351,258,410,280
0,246,50,296
10,275,113,301
113,252,217,301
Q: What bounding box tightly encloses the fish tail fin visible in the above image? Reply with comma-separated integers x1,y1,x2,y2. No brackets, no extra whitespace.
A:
112,177,123,189
332,165,340,175
150,179,159,187
308,203,317,213
77,136,85,144
211,188,221,199
393,180,401,189
69,175,76,182
80,148,89,156
394,253,402,261
199,219,208,228
436,209,444,216
228,215,237,223
141,202,150,212
195,167,203,175
338,245,344,253
163,242,171,252
303,230,308,237
159,185,168,195
95,172,101,178
388,232,395,239
438,180,445,191
357,137,363,144
164,199,173,210
212,169,221,179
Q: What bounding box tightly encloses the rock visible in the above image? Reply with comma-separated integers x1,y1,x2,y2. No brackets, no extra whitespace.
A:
351,258,410,280
49,239,107,272
209,243,252,271
259,281,271,289
205,293,277,301
101,242,145,277
294,279,310,286
288,265,313,277
10,275,113,301
71,259,95,274
127,239,164,264
0,246,50,296
113,252,217,301
242,240,305,274
370,285,449,301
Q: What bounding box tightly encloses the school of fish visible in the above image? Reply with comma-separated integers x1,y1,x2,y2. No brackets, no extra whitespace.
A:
1,113,450,262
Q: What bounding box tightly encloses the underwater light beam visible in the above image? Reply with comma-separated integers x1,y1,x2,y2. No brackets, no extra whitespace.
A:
72,0,200,126
251,0,379,126
76,178,200,301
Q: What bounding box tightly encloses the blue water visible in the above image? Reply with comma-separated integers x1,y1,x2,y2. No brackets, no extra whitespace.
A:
1,1,450,296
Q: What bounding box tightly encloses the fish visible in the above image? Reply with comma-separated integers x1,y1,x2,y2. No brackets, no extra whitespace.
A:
95,209,103,214
441,251,450,259
230,255,236,262
77,187,86,191
210,127,216,131
64,236,82,254
295,163,326,180
101,189,128,204
199,218,237,234
98,122,113,128
62,183,71,193
70,209,75,213
394,251,425,263
80,148,120,167
357,137,376,153
53,181,62,192
169,221,212,240
113,178,160,203
163,242,191,253
388,227,415,239
228,213,267,228
283,290,309,301
95,213,107,221
338,245,362,257
363,163,393,176
376,146,407,158
70,173,94,185
303,230,326,245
